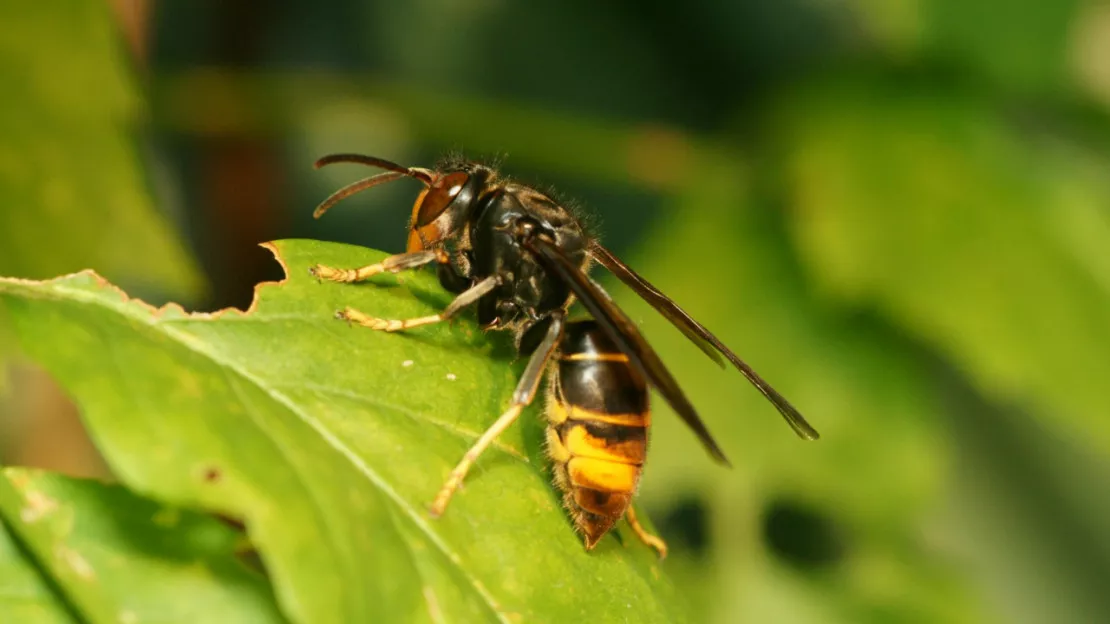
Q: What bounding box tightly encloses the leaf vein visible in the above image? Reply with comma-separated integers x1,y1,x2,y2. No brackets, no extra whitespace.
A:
221,368,362,623
290,382,529,462
41,280,514,622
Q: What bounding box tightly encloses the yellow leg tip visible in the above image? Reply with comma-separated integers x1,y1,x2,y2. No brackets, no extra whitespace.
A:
311,263,382,283
645,536,668,560
311,264,346,282
368,318,399,331
626,507,668,559
429,494,451,518
336,308,403,331
430,476,466,517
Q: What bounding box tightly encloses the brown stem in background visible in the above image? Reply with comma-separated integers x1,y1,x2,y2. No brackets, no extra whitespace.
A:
107,0,152,67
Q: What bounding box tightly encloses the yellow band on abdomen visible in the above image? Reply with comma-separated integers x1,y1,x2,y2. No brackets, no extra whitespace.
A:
567,457,640,494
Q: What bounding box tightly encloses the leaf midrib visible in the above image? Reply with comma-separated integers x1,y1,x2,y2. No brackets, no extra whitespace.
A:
25,276,513,623
292,382,528,462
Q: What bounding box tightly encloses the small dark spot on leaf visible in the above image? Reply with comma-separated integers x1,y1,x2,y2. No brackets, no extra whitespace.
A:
657,497,709,556
214,513,245,532
203,467,222,483
762,498,845,569
235,544,266,574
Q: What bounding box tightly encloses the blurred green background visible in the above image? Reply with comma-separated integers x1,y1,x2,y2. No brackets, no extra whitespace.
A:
4,0,1110,622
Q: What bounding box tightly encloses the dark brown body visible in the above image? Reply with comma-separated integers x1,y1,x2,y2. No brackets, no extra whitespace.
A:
545,321,649,548
403,163,588,347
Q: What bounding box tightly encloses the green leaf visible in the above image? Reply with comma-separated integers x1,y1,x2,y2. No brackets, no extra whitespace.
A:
0,468,283,623
773,80,1110,454
0,240,687,624
0,512,71,623
939,402,1110,623
924,0,1081,94
846,0,1082,94
0,1,201,296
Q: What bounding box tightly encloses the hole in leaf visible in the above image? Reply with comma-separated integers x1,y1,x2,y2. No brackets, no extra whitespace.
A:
762,498,844,569
657,496,710,556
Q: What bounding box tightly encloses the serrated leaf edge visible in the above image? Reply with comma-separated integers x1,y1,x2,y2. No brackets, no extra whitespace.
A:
0,242,515,623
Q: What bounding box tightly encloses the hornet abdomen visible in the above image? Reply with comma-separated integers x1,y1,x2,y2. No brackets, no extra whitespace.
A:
545,320,650,548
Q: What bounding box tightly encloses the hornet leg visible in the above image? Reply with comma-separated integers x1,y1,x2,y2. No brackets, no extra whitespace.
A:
430,313,566,517
311,249,448,284
626,505,668,559
338,275,499,332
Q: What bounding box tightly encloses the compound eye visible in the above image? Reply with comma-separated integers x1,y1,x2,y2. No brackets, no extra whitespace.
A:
414,171,469,227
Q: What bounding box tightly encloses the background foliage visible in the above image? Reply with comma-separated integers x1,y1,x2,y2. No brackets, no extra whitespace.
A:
4,0,1110,622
